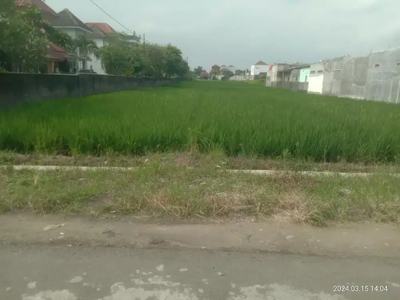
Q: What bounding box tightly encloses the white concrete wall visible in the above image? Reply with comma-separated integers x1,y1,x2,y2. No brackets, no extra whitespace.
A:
251,65,269,76
230,75,254,81
308,75,324,94
271,65,278,82
308,63,324,94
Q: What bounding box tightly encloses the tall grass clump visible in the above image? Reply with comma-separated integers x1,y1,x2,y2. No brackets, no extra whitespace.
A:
1,81,400,163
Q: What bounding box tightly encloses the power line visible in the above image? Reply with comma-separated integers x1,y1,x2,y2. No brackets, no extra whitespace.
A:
89,0,169,47
89,0,135,35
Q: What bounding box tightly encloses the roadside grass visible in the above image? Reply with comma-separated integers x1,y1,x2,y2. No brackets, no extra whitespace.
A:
1,81,400,163
1,159,399,226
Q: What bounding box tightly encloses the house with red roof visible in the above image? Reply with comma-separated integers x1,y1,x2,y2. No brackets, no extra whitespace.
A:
86,23,116,35
200,71,209,80
87,22,140,44
84,22,140,74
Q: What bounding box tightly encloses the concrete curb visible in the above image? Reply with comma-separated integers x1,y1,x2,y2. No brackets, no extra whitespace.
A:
1,165,400,177
228,169,400,178
0,165,138,171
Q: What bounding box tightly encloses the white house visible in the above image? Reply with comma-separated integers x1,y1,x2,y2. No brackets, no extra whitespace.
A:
50,9,93,71
228,65,237,73
251,61,269,76
86,23,117,75
308,62,324,94
220,65,237,74
85,23,141,75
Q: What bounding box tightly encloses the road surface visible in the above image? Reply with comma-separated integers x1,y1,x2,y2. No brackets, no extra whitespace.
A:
1,214,400,300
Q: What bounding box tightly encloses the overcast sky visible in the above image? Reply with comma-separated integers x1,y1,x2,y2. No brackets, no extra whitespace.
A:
46,0,400,71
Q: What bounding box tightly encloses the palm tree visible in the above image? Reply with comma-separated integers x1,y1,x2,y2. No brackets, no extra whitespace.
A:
72,36,99,70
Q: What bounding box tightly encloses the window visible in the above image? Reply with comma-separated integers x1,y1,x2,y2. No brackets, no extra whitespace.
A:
396,63,400,66
375,64,380,68
317,70,323,74
310,71,316,74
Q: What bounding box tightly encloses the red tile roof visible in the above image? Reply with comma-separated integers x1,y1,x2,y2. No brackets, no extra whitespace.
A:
86,23,116,35
15,0,58,18
47,44,68,61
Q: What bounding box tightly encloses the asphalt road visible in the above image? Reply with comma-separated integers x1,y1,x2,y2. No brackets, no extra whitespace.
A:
1,243,400,300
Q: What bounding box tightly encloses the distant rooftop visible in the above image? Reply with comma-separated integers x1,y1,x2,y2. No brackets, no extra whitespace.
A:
255,61,268,65
86,23,116,35
51,9,92,33
86,25,106,39
15,0,58,18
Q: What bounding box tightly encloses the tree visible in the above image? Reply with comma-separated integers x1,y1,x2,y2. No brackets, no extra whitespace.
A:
143,43,167,78
221,69,234,80
0,4,48,72
106,32,138,47
235,69,244,76
100,40,189,79
0,0,73,72
194,66,204,77
164,44,188,78
72,36,99,70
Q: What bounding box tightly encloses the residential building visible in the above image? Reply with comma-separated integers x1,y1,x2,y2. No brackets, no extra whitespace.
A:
299,67,311,82
281,65,310,82
228,65,237,73
87,22,140,44
250,61,269,76
86,23,114,75
50,9,93,72
14,0,68,73
85,22,140,74
86,22,116,36
46,44,68,74
51,9,93,39
200,71,209,80
210,65,220,74
266,63,306,86
218,65,236,73
266,63,310,92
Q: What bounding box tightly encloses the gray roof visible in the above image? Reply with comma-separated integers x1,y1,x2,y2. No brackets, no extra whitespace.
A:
51,9,92,33
86,26,106,39
255,61,268,65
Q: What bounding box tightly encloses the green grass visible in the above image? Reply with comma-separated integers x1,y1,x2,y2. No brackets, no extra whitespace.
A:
1,163,399,226
1,81,400,163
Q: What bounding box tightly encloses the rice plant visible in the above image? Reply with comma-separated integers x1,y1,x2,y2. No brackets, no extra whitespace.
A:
1,81,400,163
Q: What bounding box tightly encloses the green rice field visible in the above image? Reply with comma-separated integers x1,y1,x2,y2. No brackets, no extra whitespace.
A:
1,81,400,163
